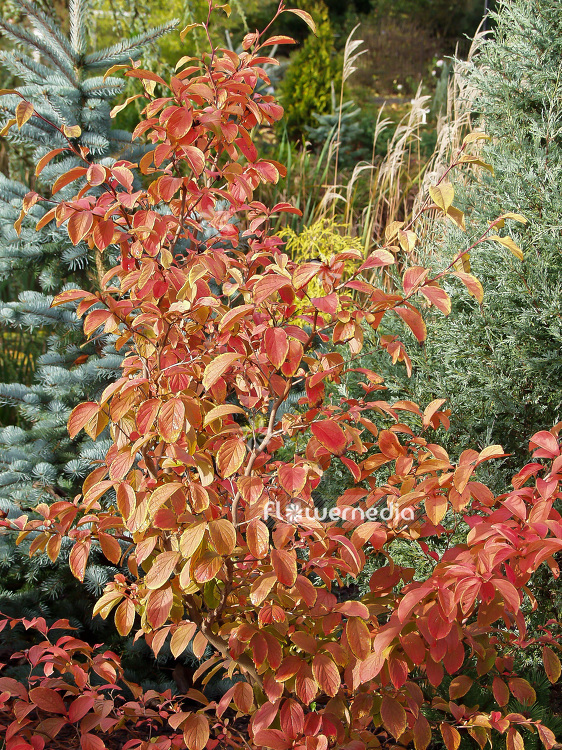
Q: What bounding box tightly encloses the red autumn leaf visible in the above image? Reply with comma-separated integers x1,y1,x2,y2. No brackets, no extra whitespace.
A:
345,617,371,660
335,601,369,619
98,532,121,564
182,714,209,750
136,398,160,433
146,586,173,629
148,482,183,514
351,522,387,550
359,652,384,683
508,677,536,706
216,438,246,478
311,293,338,315
271,201,302,214
271,548,297,587
83,308,112,337
537,724,557,750
202,352,243,390
264,327,289,369
453,271,484,303
295,667,318,705
68,402,100,439
413,714,432,750
312,654,340,697
183,145,205,175
67,211,93,245
35,147,66,176
400,632,426,664
51,288,95,308
247,518,269,559
310,420,347,456
180,521,207,559
293,262,321,289
87,163,108,186
493,676,510,707
358,248,395,271
449,675,473,700
507,728,524,750
157,174,182,201
378,430,404,459
166,107,193,138
114,598,135,636
170,621,198,658
283,8,317,33
280,699,304,739
253,275,291,304
402,266,429,295
81,734,106,750
208,518,237,555
380,696,407,739
93,219,115,250
233,682,253,713
29,687,67,715
51,166,88,195
158,398,185,443
203,403,246,425
193,550,222,583
145,551,179,590
126,68,167,86
341,455,361,481
529,430,560,458
69,539,91,582
109,447,134,481
420,284,451,314
440,723,461,750
422,398,447,429
394,305,427,342
543,646,562,684
253,729,292,750
277,464,307,495
250,571,277,606
68,694,95,723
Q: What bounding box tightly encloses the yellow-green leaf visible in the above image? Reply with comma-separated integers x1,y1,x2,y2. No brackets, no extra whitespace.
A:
458,154,494,174
462,132,490,145
16,101,34,129
429,182,454,213
203,404,245,426
283,8,317,33
103,64,128,81
499,212,528,224
487,234,523,261
202,352,243,391
180,23,202,41
0,118,16,137
110,94,144,119
446,205,466,231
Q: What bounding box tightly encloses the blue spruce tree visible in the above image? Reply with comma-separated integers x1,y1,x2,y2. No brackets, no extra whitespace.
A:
0,0,176,657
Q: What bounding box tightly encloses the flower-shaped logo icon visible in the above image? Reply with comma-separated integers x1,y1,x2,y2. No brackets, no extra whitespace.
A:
285,501,303,523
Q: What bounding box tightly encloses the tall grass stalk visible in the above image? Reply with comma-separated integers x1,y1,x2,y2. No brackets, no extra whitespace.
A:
263,26,483,272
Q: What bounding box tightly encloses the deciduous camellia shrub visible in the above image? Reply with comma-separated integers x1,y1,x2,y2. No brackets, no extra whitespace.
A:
1,3,562,750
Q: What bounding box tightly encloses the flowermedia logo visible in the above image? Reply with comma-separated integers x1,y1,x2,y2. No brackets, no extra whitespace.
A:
263,500,414,525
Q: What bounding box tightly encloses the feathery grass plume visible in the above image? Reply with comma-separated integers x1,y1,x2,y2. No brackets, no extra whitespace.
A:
331,24,366,196
413,27,486,219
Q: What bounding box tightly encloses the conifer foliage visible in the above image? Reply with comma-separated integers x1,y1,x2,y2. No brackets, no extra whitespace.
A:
0,4,561,750
408,0,562,473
